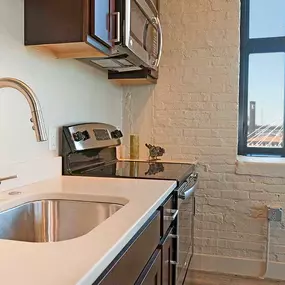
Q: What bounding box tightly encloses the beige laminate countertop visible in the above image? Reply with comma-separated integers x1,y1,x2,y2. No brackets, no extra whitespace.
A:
0,176,176,285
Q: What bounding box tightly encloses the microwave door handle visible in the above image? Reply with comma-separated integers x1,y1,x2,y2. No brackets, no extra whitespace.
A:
154,16,163,68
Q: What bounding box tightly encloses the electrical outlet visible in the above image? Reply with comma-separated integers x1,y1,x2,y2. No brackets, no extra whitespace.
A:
268,206,283,222
48,127,57,151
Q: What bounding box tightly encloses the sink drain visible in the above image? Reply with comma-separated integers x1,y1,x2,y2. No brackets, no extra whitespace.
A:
8,191,21,196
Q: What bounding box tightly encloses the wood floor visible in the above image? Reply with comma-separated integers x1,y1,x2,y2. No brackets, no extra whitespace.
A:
186,271,285,285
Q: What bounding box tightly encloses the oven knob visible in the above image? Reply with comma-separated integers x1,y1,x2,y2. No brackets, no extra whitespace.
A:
73,131,90,142
82,130,90,140
111,130,123,139
73,131,84,142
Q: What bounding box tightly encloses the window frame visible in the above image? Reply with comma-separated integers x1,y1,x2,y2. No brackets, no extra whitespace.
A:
238,0,285,156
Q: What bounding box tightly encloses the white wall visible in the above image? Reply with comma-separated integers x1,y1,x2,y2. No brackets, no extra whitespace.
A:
0,0,122,165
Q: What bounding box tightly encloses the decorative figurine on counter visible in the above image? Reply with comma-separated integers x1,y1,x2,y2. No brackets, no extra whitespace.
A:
145,143,165,161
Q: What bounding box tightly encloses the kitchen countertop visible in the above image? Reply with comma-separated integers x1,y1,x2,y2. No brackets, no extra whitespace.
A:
0,176,176,285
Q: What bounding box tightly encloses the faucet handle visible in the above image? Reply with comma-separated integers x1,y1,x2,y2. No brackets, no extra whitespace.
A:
0,175,18,184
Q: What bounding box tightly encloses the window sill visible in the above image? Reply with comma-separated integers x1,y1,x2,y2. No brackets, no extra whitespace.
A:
236,156,285,178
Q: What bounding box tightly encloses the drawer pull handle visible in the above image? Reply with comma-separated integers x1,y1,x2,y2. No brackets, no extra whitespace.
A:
168,234,179,239
170,260,178,265
164,209,179,221
169,233,179,264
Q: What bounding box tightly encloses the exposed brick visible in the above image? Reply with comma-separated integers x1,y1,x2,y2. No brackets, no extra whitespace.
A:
183,128,212,138
211,93,238,103
208,164,236,173
221,190,249,200
217,240,265,252
195,229,266,243
122,0,285,266
195,213,224,223
196,188,222,198
207,198,235,209
249,193,283,202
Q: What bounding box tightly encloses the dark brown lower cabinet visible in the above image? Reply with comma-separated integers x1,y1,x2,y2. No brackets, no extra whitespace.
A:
135,250,162,285
93,192,178,285
95,212,161,285
162,230,175,285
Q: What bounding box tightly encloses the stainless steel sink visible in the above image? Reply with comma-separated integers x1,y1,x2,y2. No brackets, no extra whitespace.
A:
0,199,123,242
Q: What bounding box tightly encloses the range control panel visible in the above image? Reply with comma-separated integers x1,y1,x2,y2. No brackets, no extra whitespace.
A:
63,123,123,152
93,129,110,141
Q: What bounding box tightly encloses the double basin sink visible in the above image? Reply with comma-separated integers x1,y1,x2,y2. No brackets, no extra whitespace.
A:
0,199,123,243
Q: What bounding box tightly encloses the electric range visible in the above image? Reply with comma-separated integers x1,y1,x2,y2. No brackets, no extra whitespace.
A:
61,122,198,285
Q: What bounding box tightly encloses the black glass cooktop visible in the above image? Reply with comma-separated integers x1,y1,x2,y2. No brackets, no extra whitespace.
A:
74,160,195,184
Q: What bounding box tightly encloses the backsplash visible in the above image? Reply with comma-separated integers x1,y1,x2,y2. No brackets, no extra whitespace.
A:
0,0,122,167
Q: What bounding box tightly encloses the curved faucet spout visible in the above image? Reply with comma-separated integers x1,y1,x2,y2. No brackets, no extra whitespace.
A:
0,78,47,142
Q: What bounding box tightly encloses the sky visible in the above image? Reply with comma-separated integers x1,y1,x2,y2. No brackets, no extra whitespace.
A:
247,0,285,126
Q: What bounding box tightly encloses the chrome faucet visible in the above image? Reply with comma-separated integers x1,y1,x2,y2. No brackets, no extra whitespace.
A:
0,175,18,185
0,78,47,142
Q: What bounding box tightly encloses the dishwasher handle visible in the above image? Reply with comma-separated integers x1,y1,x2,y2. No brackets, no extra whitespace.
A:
178,173,199,200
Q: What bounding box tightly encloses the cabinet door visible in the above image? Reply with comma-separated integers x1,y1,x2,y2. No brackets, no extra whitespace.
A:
95,212,161,285
90,0,115,47
135,250,162,285
162,234,175,285
161,194,177,237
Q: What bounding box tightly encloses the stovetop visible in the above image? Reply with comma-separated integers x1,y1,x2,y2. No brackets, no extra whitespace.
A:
61,123,196,185
72,160,195,185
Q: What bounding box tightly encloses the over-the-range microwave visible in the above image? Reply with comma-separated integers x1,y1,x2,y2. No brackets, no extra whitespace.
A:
81,0,163,79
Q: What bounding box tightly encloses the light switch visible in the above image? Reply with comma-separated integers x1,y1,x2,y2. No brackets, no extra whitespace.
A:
49,127,57,151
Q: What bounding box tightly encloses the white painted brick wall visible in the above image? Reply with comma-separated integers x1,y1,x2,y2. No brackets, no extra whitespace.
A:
122,0,285,267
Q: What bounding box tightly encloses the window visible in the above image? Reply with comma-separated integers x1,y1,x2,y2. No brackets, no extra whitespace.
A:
239,0,285,156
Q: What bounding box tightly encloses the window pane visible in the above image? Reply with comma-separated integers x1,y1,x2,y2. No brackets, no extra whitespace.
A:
249,0,285,39
247,53,284,148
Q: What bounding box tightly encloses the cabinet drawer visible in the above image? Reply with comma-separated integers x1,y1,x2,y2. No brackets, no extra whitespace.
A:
162,228,176,285
135,249,162,285
96,211,161,285
161,194,177,237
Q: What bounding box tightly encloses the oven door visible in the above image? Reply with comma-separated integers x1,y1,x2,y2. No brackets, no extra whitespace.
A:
177,174,198,285
123,0,163,70
177,195,195,285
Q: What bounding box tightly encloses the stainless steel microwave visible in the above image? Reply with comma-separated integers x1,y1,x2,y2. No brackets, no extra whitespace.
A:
89,0,163,74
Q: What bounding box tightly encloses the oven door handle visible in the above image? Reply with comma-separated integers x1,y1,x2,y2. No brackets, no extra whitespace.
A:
178,173,199,200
